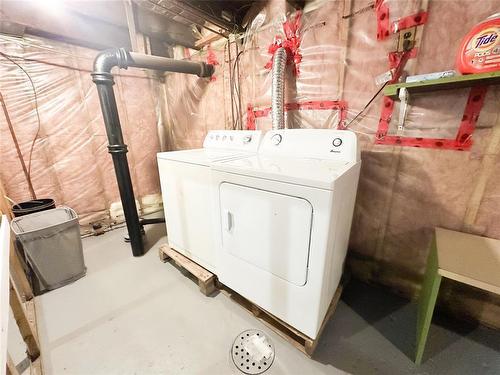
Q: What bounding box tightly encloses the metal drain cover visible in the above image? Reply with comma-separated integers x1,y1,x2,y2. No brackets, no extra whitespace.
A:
231,329,275,374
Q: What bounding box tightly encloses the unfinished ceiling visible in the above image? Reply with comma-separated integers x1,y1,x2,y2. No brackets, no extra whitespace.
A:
134,0,245,37
0,0,258,52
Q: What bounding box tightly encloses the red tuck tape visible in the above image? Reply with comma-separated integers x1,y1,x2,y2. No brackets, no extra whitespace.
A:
206,45,219,82
376,96,395,139
392,11,428,33
376,50,412,139
376,55,488,150
376,86,487,151
376,0,428,40
265,11,303,76
376,85,487,152
454,86,488,146
246,100,348,130
374,2,479,151
388,49,417,71
247,104,256,130
376,0,390,40
376,136,471,150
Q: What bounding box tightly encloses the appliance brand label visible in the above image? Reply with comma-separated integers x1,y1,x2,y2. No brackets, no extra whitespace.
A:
475,33,498,48
470,28,499,51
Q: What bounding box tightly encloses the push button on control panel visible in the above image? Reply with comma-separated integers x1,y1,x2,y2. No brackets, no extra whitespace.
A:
332,137,342,147
243,135,253,143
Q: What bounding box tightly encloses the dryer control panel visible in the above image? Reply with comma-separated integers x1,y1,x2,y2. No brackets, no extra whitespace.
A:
260,129,359,162
203,130,262,152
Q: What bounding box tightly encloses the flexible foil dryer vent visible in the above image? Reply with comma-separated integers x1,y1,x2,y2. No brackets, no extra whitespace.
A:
271,47,287,130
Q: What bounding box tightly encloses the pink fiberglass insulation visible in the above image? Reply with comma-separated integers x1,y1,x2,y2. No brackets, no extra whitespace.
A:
1,0,499,327
159,0,500,328
0,35,160,225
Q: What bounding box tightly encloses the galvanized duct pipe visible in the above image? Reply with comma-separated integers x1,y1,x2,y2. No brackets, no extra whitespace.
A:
91,48,214,257
271,47,287,130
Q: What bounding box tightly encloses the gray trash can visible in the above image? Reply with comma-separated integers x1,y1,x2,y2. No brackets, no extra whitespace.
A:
11,206,86,294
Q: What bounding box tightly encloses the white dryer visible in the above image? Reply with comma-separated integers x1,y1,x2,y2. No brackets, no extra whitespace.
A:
212,129,360,339
157,130,262,272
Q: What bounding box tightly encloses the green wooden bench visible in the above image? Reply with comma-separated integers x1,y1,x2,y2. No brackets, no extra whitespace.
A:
416,227,500,364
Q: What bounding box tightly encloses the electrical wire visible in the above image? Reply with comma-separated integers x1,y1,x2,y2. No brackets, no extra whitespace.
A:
345,51,410,129
345,81,388,128
0,34,94,61
342,2,375,19
0,51,41,184
0,90,37,199
0,51,151,79
232,50,244,129
226,40,236,129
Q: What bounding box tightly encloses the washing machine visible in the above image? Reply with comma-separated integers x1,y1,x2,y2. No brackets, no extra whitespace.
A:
157,130,262,272
212,129,360,339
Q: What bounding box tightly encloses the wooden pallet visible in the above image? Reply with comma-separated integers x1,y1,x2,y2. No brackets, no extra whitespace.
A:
219,278,346,357
158,242,345,356
159,244,217,296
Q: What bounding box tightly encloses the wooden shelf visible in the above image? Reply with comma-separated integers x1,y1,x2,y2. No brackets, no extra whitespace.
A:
384,71,500,99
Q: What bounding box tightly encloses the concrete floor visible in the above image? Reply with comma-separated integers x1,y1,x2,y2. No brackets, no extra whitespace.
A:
30,222,499,375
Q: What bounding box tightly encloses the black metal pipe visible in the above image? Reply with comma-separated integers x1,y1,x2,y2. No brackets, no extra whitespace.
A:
140,217,165,225
127,52,213,76
91,48,214,256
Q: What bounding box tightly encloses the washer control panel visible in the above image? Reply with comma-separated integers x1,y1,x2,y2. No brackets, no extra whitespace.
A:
260,129,359,162
271,134,283,145
203,130,262,151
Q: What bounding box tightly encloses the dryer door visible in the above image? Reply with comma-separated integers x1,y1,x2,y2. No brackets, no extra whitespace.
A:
219,182,312,286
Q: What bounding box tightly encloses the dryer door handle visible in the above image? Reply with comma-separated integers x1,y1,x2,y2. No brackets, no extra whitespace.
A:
224,209,233,232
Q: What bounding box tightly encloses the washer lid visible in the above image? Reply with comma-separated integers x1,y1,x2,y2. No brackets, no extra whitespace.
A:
157,149,249,166
212,155,356,190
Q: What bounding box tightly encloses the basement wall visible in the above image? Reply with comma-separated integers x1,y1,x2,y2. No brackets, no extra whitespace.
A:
159,0,500,328
0,35,162,225
0,0,499,329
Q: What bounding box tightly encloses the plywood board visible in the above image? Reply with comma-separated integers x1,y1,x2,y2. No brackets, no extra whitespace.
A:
435,227,500,294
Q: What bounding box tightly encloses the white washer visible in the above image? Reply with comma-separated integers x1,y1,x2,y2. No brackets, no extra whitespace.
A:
212,129,361,339
157,130,262,272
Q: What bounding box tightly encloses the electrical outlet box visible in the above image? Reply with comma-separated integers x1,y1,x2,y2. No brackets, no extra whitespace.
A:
398,27,416,52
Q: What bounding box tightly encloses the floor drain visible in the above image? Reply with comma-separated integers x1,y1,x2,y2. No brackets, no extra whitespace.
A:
231,329,275,374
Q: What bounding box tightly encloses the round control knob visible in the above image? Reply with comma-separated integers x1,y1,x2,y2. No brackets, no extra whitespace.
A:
243,135,252,143
332,137,342,147
271,134,282,145
222,135,227,141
